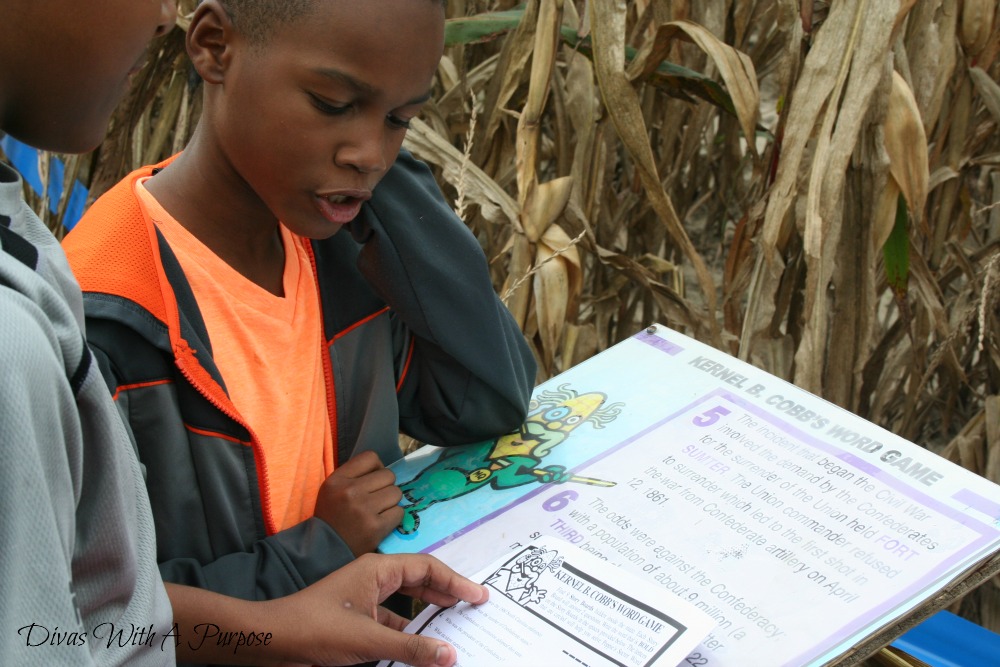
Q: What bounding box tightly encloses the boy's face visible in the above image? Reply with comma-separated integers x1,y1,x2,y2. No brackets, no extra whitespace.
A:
0,0,176,153
208,0,445,239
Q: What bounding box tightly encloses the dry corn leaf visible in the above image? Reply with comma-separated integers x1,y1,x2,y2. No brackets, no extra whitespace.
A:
873,176,903,251
960,0,997,57
903,0,958,131
629,19,760,154
502,234,535,329
533,242,569,372
474,0,540,165
984,396,1000,484
404,118,520,229
589,0,720,343
592,244,697,328
523,176,573,242
945,77,975,172
928,165,960,191
885,70,930,224
563,46,601,211
516,0,562,200
747,0,904,391
540,222,583,318
957,429,985,474
908,247,951,341
640,253,678,275
969,66,1000,126
764,2,863,386
525,0,562,117
438,54,499,111
436,55,460,94
144,69,185,166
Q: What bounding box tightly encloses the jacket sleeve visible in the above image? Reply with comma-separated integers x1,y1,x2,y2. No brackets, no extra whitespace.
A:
349,150,537,445
88,340,358,601
156,517,355,601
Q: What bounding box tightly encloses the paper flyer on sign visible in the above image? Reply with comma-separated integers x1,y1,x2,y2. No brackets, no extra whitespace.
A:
376,536,714,667
380,324,1000,665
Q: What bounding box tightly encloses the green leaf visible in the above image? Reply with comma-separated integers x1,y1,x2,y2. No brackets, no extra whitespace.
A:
883,192,910,296
444,9,526,46
444,9,736,116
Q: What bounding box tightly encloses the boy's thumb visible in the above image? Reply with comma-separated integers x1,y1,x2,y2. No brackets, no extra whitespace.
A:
378,629,457,667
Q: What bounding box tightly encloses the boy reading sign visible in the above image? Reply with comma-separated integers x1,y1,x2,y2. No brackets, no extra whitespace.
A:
63,0,535,602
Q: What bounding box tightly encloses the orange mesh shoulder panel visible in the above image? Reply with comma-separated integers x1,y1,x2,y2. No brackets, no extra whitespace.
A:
63,157,177,326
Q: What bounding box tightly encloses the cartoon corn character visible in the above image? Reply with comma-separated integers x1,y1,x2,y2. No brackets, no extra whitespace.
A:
396,384,622,534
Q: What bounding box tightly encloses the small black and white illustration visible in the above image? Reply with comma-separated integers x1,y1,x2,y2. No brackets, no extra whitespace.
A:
485,546,564,606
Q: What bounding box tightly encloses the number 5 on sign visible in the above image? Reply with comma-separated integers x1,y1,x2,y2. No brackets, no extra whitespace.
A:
693,406,730,427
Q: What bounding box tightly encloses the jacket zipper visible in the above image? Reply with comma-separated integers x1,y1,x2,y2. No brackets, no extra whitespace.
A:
306,242,340,469
174,346,278,538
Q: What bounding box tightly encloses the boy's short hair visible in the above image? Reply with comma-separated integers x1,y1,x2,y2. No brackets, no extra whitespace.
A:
218,0,446,45
218,0,316,44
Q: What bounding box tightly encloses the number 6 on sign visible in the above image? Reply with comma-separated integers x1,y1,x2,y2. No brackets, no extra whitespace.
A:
693,405,730,427
542,490,579,512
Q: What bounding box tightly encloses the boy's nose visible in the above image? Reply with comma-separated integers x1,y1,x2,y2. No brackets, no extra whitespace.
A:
338,146,388,175
157,0,178,37
335,124,390,175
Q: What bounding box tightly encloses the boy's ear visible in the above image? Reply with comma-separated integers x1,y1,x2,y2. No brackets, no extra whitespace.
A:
186,0,236,84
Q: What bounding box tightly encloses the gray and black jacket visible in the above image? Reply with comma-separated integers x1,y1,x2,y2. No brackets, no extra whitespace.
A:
63,150,536,601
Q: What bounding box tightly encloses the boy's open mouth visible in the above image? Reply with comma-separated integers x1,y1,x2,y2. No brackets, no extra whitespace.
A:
315,192,368,225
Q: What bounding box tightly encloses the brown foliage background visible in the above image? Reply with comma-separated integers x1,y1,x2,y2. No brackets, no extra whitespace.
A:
9,0,1000,648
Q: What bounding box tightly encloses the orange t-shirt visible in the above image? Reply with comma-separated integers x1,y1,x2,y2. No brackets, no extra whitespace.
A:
136,179,334,532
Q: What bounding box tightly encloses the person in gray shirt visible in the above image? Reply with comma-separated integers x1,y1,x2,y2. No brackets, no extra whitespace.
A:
0,2,486,665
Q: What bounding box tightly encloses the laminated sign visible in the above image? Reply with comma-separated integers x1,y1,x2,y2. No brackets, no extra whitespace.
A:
380,324,1000,666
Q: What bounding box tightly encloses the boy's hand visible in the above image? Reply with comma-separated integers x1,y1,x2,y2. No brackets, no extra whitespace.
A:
278,553,488,667
315,451,404,556
167,553,489,666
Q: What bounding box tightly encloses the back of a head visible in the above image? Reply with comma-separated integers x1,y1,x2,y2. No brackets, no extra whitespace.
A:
0,0,176,153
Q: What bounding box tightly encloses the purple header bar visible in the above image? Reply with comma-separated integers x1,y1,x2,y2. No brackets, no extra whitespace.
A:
634,329,684,356
953,488,1000,520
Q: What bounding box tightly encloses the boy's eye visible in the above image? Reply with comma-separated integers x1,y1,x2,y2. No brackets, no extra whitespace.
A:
386,114,412,130
309,93,350,116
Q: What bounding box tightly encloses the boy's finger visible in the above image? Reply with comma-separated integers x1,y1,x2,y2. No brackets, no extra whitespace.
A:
378,503,404,525
337,450,385,475
374,604,412,632
329,469,398,498
366,626,457,667
370,484,403,510
355,467,398,490
389,555,489,607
